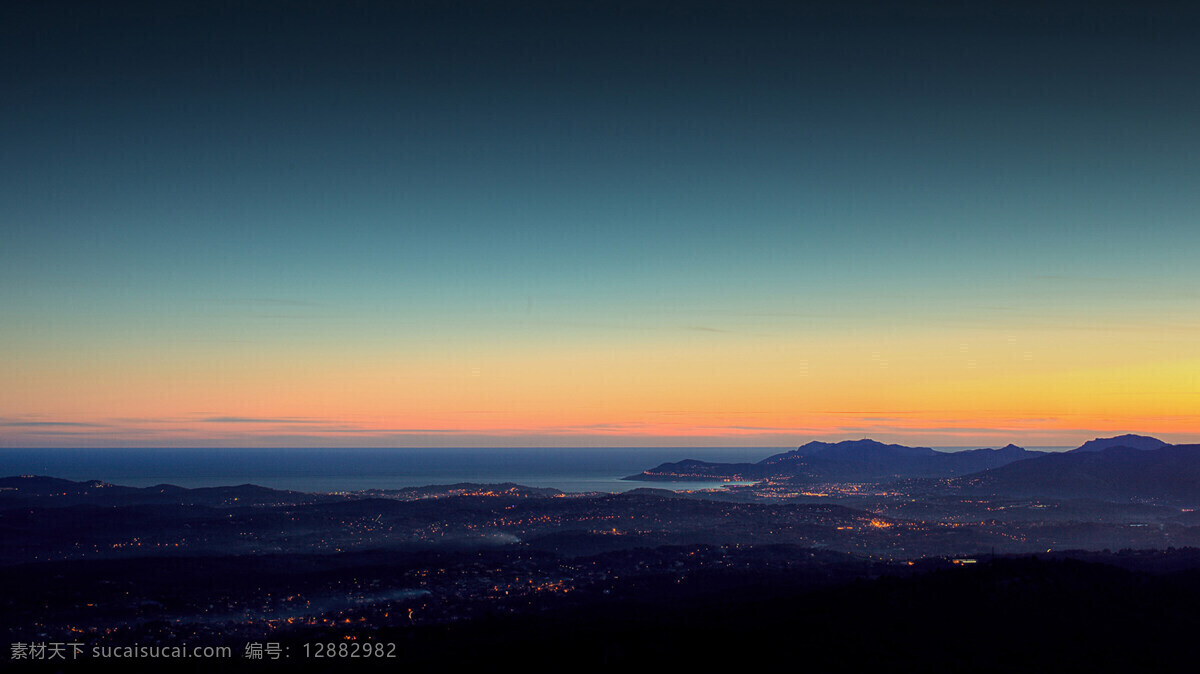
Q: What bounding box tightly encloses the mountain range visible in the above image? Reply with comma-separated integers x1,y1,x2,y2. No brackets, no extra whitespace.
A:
626,438,1052,483
953,443,1200,501
626,434,1200,502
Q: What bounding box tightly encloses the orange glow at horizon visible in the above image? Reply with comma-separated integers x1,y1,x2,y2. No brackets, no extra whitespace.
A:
3,322,1197,447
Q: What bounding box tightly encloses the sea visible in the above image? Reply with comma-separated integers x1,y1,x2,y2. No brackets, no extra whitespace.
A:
0,445,1073,494
0,447,785,494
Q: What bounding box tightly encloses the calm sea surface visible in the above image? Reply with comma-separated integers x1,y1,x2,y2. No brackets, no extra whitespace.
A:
0,447,785,493
0,446,1072,494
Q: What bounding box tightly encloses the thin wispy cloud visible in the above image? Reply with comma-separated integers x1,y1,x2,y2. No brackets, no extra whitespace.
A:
198,417,329,424
0,421,110,428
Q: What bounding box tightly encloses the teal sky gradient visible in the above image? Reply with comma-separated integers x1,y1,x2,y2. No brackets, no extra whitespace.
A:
3,2,1199,447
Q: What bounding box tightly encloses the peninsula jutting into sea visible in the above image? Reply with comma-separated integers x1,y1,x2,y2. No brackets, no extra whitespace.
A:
4,434,1200,670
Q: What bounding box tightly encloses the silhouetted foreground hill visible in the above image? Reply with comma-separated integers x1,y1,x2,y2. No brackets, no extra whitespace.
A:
35,551,1185,673
7,547,1199,673
382,555,1200,671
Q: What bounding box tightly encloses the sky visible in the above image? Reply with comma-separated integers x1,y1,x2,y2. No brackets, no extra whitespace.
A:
2,1,1199,448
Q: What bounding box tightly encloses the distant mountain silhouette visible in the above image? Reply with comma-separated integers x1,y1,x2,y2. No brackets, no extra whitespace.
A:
627,439,1048,483
955,443,1200,502
0,475,319,508
762,439,939,464
1068,434,1169,453
0,476,564,508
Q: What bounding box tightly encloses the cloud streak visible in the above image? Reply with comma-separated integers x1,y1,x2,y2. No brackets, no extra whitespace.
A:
198,417,329,424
